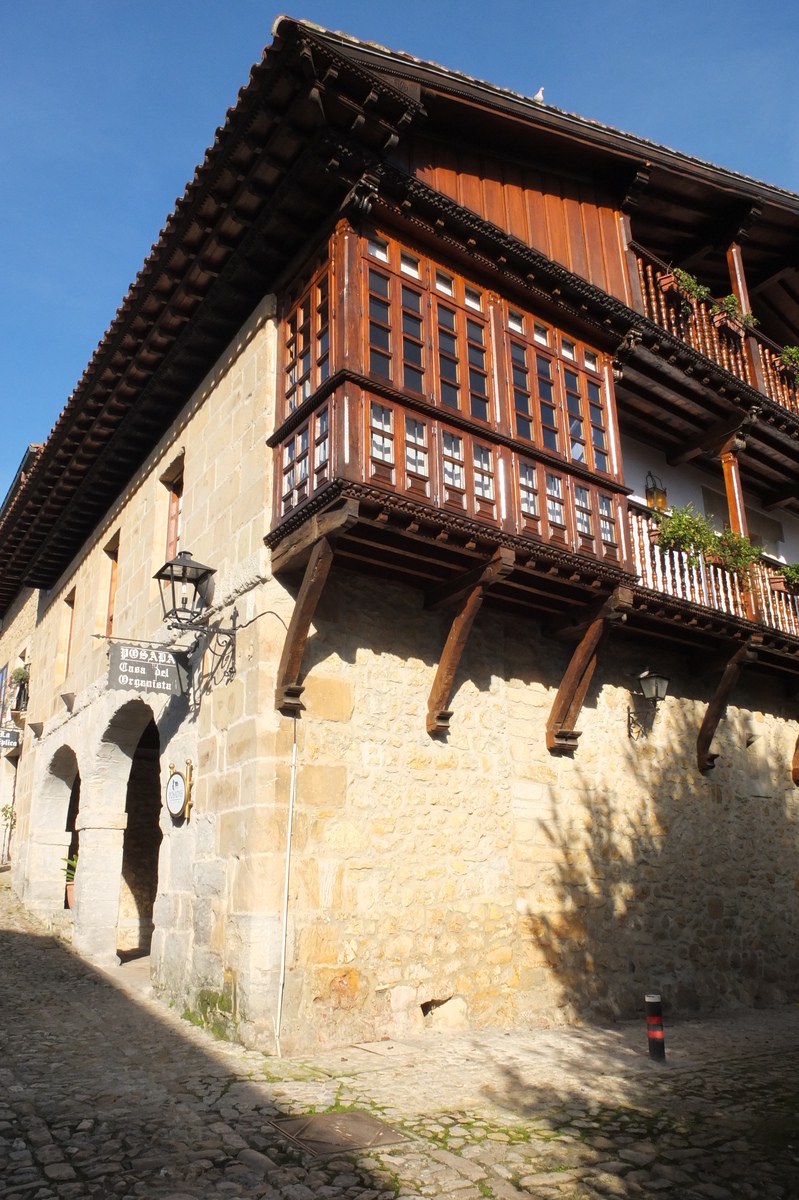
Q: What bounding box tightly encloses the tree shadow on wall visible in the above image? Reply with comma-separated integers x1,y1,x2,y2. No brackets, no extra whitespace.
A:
519,635,799,1025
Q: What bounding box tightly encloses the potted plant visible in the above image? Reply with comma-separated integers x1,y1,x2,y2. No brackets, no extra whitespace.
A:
63,853,78,909
711,295,759,337
713,527,762,575
651,504,716,568
778,346,799,378
769,562,799,594
11,666,29,713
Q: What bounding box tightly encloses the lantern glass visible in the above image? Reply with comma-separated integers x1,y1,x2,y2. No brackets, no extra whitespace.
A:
645,471,668,513
638,669,669,705
154,550,216,627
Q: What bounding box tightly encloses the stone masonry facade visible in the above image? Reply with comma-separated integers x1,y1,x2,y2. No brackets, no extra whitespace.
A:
6,284,799,1055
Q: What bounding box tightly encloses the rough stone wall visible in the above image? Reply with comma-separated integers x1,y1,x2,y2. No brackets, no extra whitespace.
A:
0,589,38,868
255,568,799,1051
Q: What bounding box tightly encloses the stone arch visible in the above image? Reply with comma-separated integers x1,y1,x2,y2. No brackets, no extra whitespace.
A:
22,742,81,918
117,716,163,957
73,696,167,964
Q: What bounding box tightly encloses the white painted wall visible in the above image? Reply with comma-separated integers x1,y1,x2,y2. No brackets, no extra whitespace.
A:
621,434,799,565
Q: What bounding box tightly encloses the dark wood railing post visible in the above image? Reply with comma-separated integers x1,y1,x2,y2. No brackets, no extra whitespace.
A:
727,241,768,395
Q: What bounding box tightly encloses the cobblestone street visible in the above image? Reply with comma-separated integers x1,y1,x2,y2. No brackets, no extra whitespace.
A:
1,870,798,1200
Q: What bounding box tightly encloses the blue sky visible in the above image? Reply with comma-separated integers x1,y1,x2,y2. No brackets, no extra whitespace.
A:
2,0,799,498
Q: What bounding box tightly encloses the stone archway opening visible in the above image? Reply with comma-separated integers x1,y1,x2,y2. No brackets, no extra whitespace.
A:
64,771,81,908
117,718,162,960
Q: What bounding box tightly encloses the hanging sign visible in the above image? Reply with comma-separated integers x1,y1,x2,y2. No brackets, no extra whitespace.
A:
108,644,188,695
0,728,20,751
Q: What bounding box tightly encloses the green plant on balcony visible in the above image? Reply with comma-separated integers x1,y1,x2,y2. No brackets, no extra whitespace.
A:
770,562,799,593
711,294,759,331
63,853,78,882
672,268,710,308
651,504,716,568
779,345,799,374
713,527,762,575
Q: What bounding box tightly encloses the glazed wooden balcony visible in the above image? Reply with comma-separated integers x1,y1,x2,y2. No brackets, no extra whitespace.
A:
628,501,799,639
634,249,799,418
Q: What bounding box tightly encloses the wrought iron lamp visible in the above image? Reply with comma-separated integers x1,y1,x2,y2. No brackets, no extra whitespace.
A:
154,550,216,630
627,668,670,739
154,550,238,680
645,472,668,512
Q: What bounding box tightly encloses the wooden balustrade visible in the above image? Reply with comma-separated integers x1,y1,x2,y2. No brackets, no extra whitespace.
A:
634,251,799,417
628,502,799,636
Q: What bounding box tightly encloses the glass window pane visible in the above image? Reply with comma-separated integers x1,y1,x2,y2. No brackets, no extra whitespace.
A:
564,369,579,391
595,450,609,472
436,271,454,295
368,238,389,261
512,365,528,388
569,416,583,437
571,441,586,462
592,427,607,450
470,396,489,421
562,339,576,360
514,391,530,415
369,296,390,322
400,252,419,277
508,310,524,333
538,379,554,402
533,323,548,345
438,329,457,356
536,355,552,379
542,428,558,451
443,431,462,458
370,349,391,378
511,342,526,365
468,345,486,369
598,496,613,517
404,366,424,392
466,319,484,344
404,338,423,367
441,381,459,407
403,312,422,338
585,350,599,372
465,287,482,310
370,323,390,351
370,402,392,430
589,404,603,426
440,356,458,383
517,415,532,439
574,486,589,507
402,286,421,313
405,418,425,444
469,368,487,395
438,307,456,331
369,270,389,297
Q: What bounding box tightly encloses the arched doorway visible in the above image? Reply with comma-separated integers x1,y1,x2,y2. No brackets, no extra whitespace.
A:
117,718,162,958
64,770,81,908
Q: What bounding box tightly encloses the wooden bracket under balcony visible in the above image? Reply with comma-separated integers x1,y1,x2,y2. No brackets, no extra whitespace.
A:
697,636,762,772
425,547,515,734
545,587,633,753
667,407,760,466
272,501,360,714
791,734,799,787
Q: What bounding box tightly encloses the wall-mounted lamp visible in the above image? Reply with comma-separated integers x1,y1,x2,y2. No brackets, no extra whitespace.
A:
627,668,670,739
154,550,237,680
645,472,668,512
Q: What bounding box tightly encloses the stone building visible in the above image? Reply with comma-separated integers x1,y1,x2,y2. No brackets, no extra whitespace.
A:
3,18,799,1052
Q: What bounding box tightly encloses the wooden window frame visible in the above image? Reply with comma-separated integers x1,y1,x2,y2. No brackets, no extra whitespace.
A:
104,533,120,638
282,261,331,418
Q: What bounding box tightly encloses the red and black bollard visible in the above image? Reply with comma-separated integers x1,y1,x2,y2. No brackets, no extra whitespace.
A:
645,993,666,1061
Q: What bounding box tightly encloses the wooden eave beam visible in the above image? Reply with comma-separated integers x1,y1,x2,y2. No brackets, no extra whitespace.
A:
697,637,761,772
426,547,515,734
546,587,633,753
666,408,760,466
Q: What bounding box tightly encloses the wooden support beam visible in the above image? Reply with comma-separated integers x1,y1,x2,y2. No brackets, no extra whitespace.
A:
763,484,799,512
697,638,761,772
426,548,515,734
792,733,799,786
269,500,359,575
666,409,759,467
424,547,515,611
274,537,335,714
545,587,633,754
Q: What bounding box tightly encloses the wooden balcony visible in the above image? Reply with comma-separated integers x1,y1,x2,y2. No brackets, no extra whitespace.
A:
634,249,799,419
628,501,799,640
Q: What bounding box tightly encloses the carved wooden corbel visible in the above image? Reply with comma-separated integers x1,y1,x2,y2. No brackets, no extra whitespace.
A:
697,637,761,772
545,586,633,754
425,547,515,734
272,501,360,714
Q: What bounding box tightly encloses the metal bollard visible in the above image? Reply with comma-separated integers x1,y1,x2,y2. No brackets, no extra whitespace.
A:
645,992,666,1061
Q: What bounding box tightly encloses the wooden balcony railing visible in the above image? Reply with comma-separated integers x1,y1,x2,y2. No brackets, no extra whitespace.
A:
628,502,799,637
634,249,799,418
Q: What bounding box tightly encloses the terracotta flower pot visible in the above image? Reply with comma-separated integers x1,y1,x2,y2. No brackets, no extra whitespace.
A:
65,881,74,910
658,272,679,296
712,310,744,338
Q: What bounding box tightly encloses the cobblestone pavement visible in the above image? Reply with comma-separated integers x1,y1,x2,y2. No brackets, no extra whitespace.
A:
1,871,798,1200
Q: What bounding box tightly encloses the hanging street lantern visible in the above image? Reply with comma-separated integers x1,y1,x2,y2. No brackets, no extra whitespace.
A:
154,550,216,630
637,668,670,707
